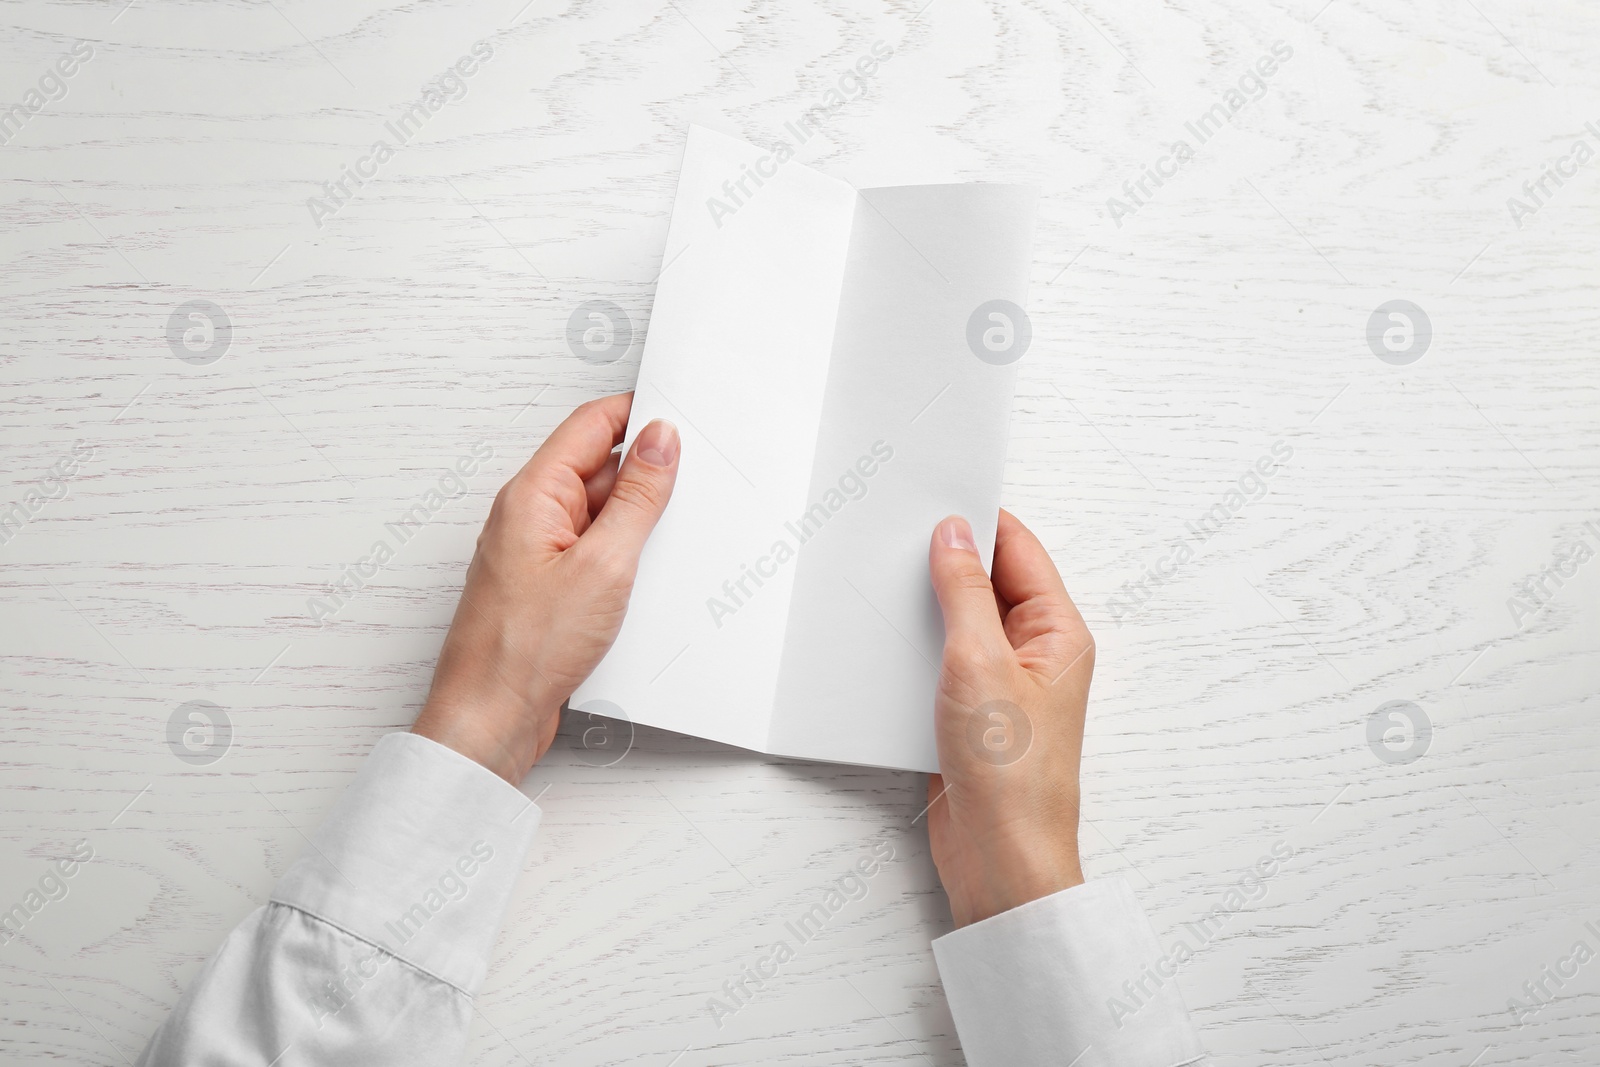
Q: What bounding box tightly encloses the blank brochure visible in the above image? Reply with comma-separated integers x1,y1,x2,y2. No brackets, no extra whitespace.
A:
571,124,1036,773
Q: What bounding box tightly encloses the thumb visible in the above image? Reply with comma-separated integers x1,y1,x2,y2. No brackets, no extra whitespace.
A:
585,419,680,564
929,515,1009,658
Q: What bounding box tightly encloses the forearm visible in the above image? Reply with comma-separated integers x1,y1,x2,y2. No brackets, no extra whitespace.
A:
933,878,1206,1067
137,733,541,1066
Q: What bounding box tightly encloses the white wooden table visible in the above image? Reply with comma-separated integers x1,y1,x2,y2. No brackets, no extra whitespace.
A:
2,1,1597,1063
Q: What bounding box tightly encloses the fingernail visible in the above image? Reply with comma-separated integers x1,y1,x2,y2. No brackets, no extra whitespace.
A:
940,516,976,552
634,419,679,467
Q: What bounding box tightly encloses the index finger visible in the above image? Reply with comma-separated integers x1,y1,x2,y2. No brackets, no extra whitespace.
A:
992,509,1073,611
992,509,1091,667
518,392,633,484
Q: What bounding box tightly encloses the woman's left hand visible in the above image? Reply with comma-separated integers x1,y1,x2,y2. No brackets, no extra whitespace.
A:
411,392,680,783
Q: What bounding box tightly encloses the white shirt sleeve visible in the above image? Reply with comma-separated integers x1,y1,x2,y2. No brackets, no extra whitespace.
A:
135,732,542,1067
932,878,1207,1067
137,733,1202,1067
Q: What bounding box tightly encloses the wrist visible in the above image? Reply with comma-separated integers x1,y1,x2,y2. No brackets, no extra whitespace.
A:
950,838,1084,927
411,689,562,785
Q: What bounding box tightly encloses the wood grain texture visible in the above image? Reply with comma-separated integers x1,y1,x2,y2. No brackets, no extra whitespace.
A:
1,0,1597,1063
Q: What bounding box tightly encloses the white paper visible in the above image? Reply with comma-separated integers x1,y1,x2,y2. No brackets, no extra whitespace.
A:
572,125,1036,773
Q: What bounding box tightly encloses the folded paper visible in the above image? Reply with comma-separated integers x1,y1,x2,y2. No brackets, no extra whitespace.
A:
572,124,1036,772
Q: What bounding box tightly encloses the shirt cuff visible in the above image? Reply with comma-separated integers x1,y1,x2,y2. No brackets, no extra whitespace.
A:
270,732,542,996
932,878,1205,1067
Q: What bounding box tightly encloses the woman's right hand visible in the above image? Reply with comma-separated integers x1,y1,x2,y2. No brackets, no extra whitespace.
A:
924,509,1096,927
